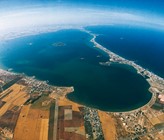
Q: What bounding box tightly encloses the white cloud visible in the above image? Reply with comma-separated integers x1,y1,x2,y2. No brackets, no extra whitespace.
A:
0,6,164,40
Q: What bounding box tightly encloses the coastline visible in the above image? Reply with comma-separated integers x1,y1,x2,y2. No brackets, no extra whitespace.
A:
0,63,155,113
0,27,163,112
0,66,153,113
83,28,164,83
0,25,83,42
0,61,153,113
81,28,164,112
0,29,163,140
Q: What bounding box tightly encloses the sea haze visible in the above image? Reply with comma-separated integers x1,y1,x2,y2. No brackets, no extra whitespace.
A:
0,29,152,112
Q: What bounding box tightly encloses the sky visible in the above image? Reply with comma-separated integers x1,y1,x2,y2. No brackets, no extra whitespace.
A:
1,0,164,14
0,0,164,40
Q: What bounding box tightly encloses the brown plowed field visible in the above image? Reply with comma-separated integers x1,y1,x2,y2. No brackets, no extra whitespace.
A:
57,106,86,140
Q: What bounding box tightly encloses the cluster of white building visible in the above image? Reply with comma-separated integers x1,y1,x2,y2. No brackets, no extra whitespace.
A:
158,94,164,104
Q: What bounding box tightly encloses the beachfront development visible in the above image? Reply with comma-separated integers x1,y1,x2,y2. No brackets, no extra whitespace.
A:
87,29,164,106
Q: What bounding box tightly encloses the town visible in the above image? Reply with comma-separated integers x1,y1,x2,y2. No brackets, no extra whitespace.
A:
0,62,163,140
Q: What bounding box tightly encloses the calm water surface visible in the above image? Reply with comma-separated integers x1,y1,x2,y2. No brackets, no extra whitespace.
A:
0,29,152,111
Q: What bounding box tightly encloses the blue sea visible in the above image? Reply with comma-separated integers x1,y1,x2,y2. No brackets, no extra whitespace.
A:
0,28,153,112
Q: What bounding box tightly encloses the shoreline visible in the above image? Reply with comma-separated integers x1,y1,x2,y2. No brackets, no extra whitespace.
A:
0,66,155,113
0,25,84,42
0,28,163,113
83,28,164,82
0,65,154,113
81,28,164,112
84,29,164,84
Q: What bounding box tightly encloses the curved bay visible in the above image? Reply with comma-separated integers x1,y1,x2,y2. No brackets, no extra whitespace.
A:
0,29,152,112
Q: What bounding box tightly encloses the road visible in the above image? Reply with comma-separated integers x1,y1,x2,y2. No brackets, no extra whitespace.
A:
53,99,58,140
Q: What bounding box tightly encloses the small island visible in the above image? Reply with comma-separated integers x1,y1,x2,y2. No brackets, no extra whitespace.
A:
52,42,66,47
